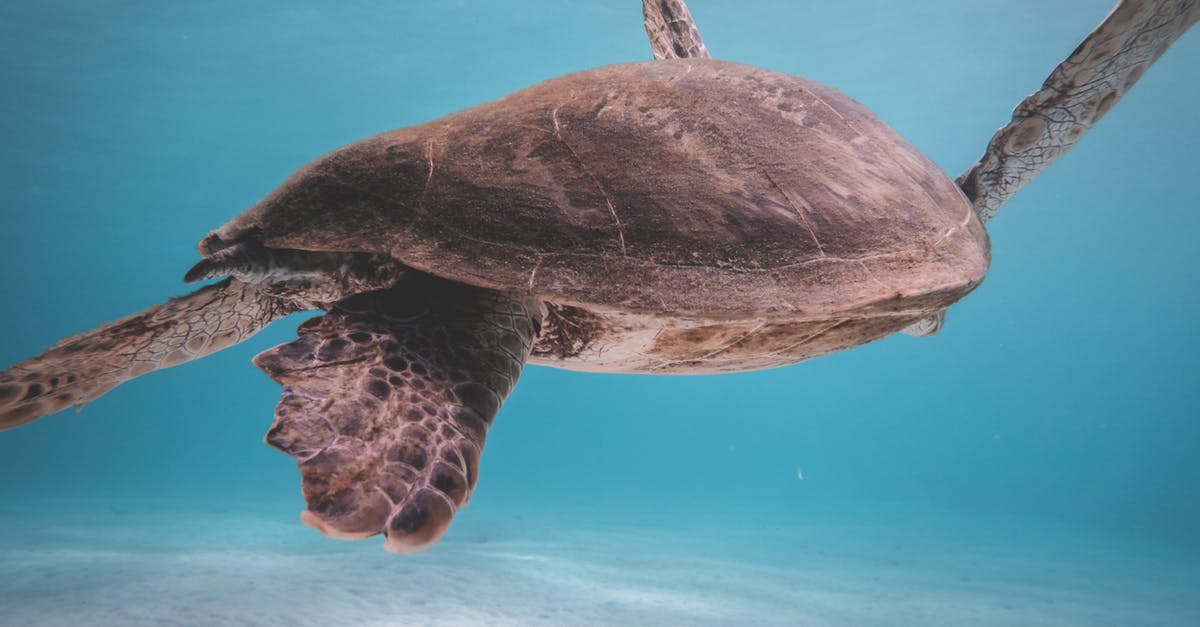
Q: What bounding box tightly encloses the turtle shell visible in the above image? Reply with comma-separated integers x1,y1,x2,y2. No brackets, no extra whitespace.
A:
203,59,987,322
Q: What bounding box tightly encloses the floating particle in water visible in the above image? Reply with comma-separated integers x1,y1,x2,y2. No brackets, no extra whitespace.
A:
796,467,804,480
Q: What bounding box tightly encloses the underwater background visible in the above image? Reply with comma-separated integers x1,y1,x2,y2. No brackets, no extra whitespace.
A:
0,0,1197,624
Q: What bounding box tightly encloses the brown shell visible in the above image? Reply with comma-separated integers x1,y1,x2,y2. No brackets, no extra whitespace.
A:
204,60,987,323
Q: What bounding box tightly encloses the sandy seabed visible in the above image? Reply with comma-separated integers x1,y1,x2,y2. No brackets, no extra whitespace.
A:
0,501,1195,626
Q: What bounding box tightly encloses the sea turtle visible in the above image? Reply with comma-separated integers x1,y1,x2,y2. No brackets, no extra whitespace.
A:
0,0,1195,553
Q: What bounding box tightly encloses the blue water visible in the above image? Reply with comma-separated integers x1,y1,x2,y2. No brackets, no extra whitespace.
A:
1,1,1197,624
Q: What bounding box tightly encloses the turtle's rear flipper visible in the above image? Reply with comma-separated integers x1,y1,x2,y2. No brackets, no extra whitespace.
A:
254,275,541,554
0,278,292,430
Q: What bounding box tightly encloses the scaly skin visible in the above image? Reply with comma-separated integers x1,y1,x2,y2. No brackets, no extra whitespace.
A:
917,0,1198,336
643,0,710,60
254,274,542,553
0,247,405,429
959,0,1200,223
0,279,295,430
185,240,406,309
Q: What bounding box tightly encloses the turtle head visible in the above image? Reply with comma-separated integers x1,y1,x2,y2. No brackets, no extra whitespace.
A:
900,311,945,338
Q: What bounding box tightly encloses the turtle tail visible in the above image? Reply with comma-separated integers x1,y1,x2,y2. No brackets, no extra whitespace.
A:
0,278,296,430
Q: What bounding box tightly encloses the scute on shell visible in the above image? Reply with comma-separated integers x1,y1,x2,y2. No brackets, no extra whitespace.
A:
202,60,988,321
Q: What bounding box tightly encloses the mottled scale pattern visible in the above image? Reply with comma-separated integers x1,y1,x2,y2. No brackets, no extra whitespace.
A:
185,240,406,309
254,276,541,553
959,0,1200,222
0,279,292,430
643,0,710,60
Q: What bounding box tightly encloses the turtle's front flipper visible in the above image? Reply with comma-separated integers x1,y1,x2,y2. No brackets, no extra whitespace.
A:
959,0,1199,222
0,279,294,429
254,275,542,554
643,0,710,59
906,0,1197,339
